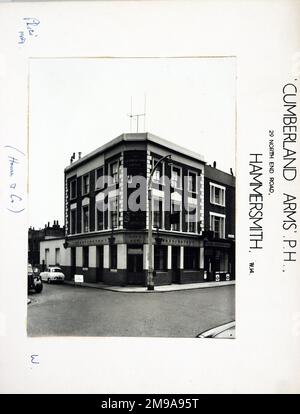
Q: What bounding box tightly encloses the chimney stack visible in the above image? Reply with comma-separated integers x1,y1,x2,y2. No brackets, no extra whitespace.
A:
78,152,82,160
213,161,216,168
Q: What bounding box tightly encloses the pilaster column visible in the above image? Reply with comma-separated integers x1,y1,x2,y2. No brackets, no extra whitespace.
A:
89,246,97,268
76,247,82,267
167,245,172,270
117,244,127,269
180,246,184,269
103,245,109,268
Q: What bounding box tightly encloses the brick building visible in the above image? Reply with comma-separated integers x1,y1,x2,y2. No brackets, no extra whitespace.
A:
61,132,235,286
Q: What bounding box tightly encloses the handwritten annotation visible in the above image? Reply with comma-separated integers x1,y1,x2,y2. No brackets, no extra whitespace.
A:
4,145,25,214
18,18,40,45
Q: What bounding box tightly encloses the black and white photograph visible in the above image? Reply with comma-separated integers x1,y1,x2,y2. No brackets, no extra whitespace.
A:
27,57,236,338
1,0,300,396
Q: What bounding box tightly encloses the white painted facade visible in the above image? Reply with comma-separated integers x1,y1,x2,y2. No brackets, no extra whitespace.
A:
40,238,68,267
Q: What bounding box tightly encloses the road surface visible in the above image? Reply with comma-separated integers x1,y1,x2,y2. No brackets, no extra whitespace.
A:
27,283,235,337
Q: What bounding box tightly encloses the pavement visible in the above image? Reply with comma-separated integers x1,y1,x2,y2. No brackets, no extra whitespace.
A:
27,282,235,337
64,279,235,293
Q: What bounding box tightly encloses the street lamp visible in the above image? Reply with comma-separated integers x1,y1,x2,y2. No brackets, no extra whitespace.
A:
147,154,172,290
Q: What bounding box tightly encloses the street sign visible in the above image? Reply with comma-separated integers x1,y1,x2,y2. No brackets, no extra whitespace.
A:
74,274,84,284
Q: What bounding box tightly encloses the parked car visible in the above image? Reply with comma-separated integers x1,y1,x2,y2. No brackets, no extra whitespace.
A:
28,264,43,293
196,321,235,339
40,266,65,284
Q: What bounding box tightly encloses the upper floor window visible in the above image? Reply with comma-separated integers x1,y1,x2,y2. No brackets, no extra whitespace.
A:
210,183,226,206
109,197,118,229
152,158,163,184
171,166,181,189
210,213,225,239
96,199,104,231
96,167,103,180
70,179,77,199
70,207,77,234
82,174,90,195
82,205,89,233
153,198,163,229
187,204,197,233
110,161,119,184
188,171,197,193
95,167,105,191
171,200,181,231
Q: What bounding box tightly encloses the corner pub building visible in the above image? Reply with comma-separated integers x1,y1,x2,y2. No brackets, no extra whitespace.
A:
62,132,235,286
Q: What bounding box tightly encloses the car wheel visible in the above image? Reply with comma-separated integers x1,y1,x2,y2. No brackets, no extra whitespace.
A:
47,278,51,284
35,284,43,293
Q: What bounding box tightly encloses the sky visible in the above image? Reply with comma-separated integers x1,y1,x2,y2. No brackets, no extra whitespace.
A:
28,57,236,229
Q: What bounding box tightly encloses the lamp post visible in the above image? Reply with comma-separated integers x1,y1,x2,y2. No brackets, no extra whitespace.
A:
147,154,172,290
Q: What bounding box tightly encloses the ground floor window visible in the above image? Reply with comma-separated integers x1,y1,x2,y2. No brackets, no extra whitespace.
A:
83,246,89,268
110,244,117,269
154,245,167,271
184,247,199,270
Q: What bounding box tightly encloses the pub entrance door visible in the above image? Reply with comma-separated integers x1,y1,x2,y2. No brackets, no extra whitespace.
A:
127,245,143,285
172,246,180,283
96,245,104,282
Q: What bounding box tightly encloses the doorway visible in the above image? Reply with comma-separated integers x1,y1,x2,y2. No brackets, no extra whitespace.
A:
71,247,76,279
172,246,180,283
127,245,143,284
96,245,104,282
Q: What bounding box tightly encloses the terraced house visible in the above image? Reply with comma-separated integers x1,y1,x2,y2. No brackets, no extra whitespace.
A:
60,132,235,286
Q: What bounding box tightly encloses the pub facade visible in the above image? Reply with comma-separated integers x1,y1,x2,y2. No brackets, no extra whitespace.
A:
62,132,235,286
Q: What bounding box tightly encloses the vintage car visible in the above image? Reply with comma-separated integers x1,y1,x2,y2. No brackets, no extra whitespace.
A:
196,321,235,339
40,266,65,284
28,264,43,293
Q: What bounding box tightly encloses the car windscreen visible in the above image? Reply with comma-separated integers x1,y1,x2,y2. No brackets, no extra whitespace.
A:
52,268,62,272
